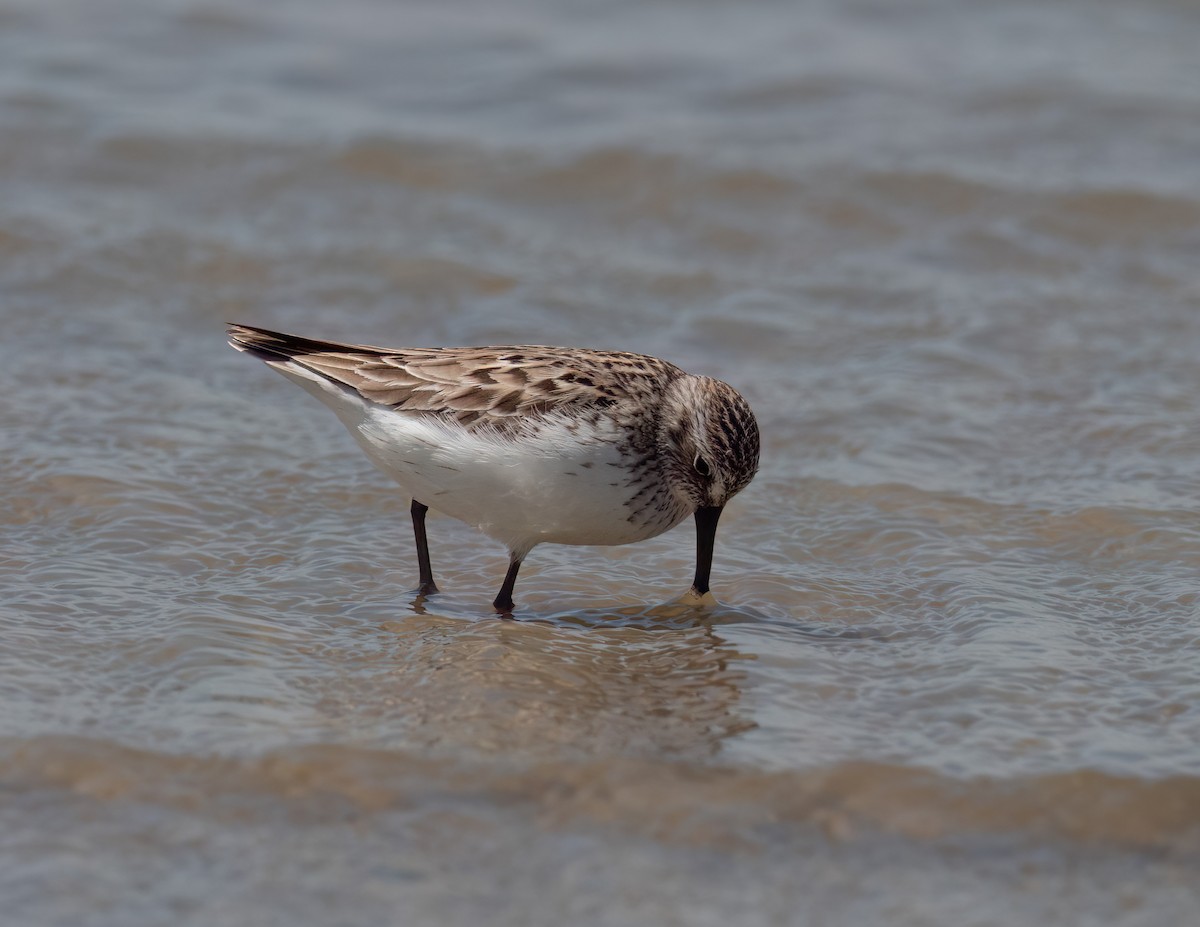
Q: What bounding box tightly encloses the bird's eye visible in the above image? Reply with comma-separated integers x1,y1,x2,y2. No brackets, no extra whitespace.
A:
693,456,711,477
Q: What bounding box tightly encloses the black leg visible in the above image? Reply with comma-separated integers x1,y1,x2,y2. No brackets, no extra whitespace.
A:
411,499,438,595
493,557,522,612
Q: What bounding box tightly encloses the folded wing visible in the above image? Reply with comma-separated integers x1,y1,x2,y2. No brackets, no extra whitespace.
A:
226,323,680,429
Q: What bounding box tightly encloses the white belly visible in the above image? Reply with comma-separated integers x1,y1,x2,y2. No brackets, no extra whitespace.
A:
354,406,679,556
270,362,687,557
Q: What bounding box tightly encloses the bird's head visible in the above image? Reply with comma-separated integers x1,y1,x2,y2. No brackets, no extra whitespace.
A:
659,374,760,513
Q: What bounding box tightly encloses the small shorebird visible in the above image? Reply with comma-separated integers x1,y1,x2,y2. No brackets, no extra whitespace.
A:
227,324,760,611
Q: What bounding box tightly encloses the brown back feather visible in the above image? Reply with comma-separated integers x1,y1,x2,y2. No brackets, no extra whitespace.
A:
227,323,682,429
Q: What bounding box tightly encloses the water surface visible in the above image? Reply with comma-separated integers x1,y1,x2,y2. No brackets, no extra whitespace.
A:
3,0,1200,923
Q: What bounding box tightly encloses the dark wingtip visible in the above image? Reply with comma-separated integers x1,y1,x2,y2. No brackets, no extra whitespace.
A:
226,322,300,363
226,323,392,362
226,323,365,364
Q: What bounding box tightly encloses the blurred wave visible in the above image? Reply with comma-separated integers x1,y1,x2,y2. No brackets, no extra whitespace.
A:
4,736,1199,854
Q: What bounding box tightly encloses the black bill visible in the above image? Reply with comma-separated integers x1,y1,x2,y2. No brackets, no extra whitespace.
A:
690,505,723,596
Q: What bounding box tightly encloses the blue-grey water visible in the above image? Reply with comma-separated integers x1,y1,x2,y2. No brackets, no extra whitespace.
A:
3,0,1200,924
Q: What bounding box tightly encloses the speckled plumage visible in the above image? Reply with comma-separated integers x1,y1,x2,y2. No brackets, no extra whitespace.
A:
227,323,760,610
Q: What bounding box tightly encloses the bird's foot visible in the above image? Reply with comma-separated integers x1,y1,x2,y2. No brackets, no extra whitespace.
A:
680,585,718,607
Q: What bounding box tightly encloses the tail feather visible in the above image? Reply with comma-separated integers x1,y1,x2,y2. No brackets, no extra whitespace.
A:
226,323,382,364
226,322,380,424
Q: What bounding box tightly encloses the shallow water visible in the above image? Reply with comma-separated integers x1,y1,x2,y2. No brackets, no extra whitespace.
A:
3,0,1200,923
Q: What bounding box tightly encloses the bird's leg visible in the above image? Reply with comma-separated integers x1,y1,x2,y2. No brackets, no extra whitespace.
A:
493,556,522,613
410,499,438,595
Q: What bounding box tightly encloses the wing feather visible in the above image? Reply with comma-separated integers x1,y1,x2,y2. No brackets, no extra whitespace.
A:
227,323,680,429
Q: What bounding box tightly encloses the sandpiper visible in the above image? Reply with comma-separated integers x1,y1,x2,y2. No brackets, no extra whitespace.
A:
227,323,760,611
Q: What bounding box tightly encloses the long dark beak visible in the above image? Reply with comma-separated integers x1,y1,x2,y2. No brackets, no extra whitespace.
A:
691,505,723,596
